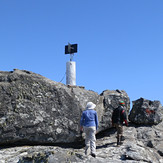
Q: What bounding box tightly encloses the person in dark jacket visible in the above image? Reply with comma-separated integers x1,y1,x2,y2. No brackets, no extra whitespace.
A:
112,101,128,146
80,102,98,157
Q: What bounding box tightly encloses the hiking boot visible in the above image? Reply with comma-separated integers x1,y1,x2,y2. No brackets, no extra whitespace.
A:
85,146,89,155
117,136,120,146
91,153,96,158
121,136,125,141
117,141,123,146
117,135,123,146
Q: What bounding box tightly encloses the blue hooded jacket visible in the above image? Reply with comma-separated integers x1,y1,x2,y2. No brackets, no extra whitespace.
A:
80,109,98,130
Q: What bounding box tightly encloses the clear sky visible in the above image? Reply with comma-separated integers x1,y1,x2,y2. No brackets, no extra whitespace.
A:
0,0,163,107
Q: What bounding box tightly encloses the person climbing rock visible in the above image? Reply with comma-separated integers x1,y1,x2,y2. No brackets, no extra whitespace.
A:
112,101,128,146
80,102,98,158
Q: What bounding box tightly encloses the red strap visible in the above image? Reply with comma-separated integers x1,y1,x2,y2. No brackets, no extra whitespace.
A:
124,119,128,126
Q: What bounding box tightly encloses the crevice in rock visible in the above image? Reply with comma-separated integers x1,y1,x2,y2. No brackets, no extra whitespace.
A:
121,154,135,161
0,141,85,150
158,150,163,156
0,127,117,150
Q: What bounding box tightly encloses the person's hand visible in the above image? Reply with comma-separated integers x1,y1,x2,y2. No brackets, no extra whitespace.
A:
112,122,115,127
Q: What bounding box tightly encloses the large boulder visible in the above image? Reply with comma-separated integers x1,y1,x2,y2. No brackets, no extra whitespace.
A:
0,69,130,145
129,98,163,125
99,89,130,130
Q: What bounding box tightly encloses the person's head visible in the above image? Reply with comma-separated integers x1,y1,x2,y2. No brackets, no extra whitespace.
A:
119,101,125,106
86,102,96,110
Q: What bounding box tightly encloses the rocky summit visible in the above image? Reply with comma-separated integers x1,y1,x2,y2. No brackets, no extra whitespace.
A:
0,69,162,163
0,69,130,145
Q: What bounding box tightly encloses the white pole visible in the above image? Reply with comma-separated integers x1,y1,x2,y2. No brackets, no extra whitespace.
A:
66,61,76,85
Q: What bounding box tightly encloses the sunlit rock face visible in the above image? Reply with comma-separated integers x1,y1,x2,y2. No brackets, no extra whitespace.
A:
0,69,130,145
1,121,163,163
0,69,163,163
98,89,130,130
129,98,163,125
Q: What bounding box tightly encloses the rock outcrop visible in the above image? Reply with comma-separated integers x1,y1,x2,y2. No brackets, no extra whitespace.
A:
0,69,130,145
129,98,163,125
0,69,163,162
0,121,163,162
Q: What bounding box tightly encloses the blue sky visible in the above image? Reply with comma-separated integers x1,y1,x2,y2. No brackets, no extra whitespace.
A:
0,0,163,107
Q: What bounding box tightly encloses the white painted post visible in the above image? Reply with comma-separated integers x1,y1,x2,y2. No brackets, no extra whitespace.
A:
66,61,76,85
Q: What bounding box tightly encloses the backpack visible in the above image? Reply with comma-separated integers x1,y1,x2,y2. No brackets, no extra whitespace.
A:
112,106,126,124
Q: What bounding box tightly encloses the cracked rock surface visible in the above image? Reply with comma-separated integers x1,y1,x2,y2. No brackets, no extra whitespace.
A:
0,121,163,163
0,69,130,145
0,69,162,162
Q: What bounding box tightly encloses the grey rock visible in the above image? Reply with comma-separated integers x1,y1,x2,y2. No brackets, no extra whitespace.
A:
135,119,163,157
0,69,162,162
0,121,163,162
0,69,130,145
98,89,130,131
129,98,163,125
